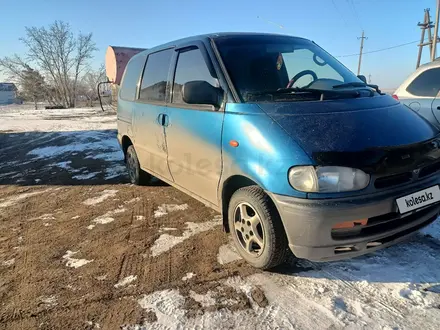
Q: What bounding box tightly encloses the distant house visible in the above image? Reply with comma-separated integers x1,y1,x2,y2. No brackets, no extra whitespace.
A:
0,83,17,105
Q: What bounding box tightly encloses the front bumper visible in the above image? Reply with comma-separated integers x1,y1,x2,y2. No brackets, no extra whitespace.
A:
269,176,440,262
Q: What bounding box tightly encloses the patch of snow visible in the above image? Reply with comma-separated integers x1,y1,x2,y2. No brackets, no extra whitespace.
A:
86,151,123,162
130,277,296,330
124,197,141,204
400,288,426,305
0,106,116,132
71,215,80,219
182,272,195,281
31,213,55,221
43,222,51,227
104,164,127,179
96,274,108,281
34,179,41,183
83,189,118,205
40,295,57,307
2,258,15,267
0,189,51,209
114,275,138,288
90,207,126,226
0,171,17,179
87,225,96,230
72,172,99,180
134,215,145,221
151,216,222,257
189,290,216,307
217,243,242,265
62,250,93,268
158,227,178,233
154,204,189,218
51,161,72,171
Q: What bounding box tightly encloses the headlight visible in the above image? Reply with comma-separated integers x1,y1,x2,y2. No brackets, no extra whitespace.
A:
288,166,370,193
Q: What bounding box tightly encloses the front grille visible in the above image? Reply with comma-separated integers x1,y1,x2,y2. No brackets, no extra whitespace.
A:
419,161,440,178
374,161,440,190
374,172,412,189
331,203,440,240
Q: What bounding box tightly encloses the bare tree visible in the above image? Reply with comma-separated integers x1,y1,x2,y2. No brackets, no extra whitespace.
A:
77,64,106,107
0,21,97,108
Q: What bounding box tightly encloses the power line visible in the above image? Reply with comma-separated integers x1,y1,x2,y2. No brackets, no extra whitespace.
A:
336,40,422,58
348,0,363,30
331,0,350,28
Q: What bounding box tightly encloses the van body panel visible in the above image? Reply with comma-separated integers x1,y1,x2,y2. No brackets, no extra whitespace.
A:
132,102,173,181
258,96,438,154
165,106,224,204
219,104,311,198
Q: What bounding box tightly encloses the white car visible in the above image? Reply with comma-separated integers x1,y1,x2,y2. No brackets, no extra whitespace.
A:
394,60,440,127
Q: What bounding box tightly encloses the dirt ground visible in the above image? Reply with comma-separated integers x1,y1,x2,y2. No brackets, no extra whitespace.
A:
0,111,261,329
1,106,440,330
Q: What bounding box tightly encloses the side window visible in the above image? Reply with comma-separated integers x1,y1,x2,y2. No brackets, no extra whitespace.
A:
172,48,217,104
119,55,145,101
139,49,173,102
406,68,440,97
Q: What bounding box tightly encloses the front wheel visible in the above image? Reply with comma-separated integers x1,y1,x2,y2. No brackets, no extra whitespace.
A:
228,186,289,269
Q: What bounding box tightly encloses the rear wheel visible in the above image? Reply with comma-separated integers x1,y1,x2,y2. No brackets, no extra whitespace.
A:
228,186,289,269
126,145,152,185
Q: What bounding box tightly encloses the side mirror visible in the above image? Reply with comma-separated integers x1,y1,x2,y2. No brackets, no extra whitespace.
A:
182,80,223,107
357,75,367,84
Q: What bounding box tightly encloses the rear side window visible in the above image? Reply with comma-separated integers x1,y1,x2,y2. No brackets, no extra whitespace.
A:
139,49,173,102
119,55,145,101
406,68,440,97
172,48,217,104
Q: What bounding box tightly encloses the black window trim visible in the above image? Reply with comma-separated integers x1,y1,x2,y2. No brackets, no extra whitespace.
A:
168,41,225,112
135,46,176,106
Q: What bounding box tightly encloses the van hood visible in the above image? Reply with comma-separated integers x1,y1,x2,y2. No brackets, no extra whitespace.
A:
258,96,440,174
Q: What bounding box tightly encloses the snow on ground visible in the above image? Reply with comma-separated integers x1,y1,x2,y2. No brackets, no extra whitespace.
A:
150,216,222,257
88,207,127,229
153,203,189,218
0,105,116,132
182,272,195,281
0,188,52,209
83,189,118,206
62,250,93,268
1,105,126,182
114,275,138,288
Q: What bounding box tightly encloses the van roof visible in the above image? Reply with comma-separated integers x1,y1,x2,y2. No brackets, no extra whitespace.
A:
139,32,310,54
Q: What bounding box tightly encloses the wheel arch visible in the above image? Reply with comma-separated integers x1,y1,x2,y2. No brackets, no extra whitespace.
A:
121,135,133,161
221,174,261,232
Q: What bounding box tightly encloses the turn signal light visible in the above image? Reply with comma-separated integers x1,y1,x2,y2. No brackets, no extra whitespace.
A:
332,219,368,229
392,94,399,101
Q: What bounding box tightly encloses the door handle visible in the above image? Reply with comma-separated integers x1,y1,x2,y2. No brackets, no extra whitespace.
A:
157,113,164,126
157,113,169,127
162,114,169,127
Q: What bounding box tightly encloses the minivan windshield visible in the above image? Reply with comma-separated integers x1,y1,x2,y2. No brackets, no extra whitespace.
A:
215,35,365,102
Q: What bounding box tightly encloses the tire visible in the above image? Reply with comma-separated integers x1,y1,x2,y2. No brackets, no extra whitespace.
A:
228,186,289,269
126,145,152,185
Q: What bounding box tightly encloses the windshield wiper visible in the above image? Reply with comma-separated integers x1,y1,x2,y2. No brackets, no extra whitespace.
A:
247,87,361,101
251,87,359,97
333,82,383,95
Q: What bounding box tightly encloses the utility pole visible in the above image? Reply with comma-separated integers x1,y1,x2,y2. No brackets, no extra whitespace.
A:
357,31,367,75
368,74,372,84
416,9,434,68
432,0,440,61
